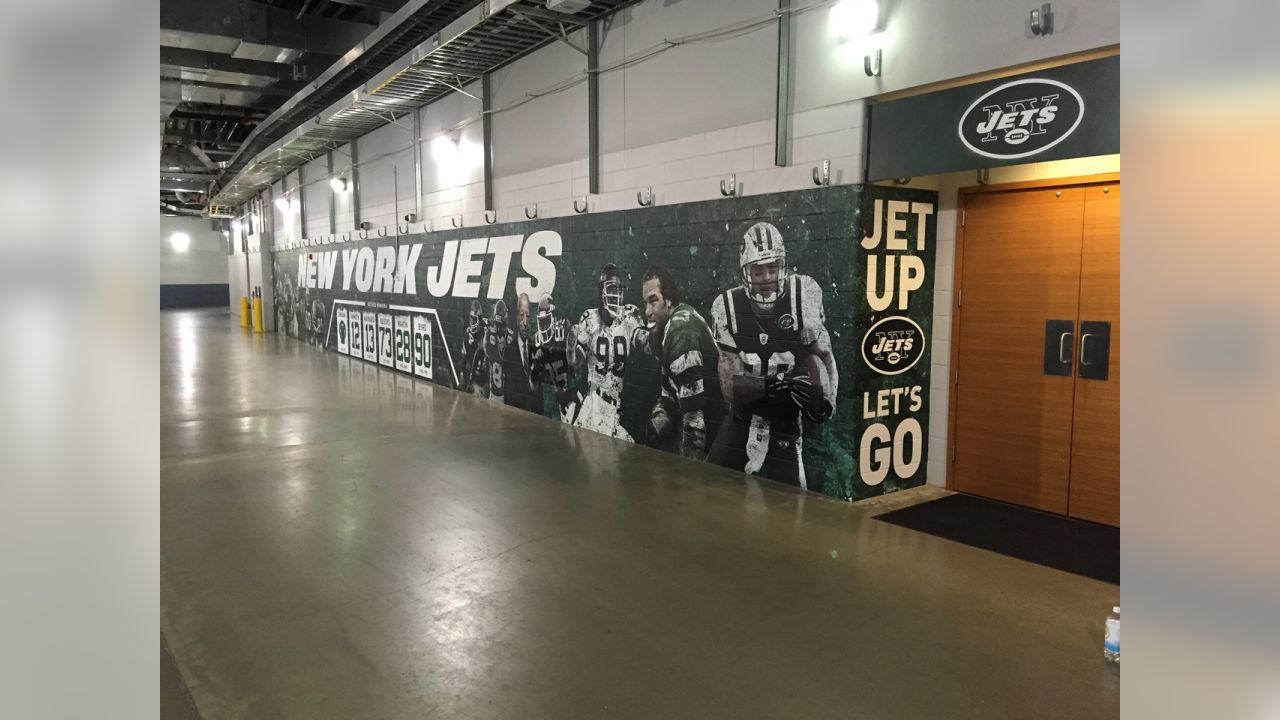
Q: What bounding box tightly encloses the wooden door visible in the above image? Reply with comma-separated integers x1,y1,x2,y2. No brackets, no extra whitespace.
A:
952,188,1086,514
1068,184,1120,525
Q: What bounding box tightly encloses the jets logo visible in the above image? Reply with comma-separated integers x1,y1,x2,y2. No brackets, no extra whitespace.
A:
959,78,1084,160
862,316,926,376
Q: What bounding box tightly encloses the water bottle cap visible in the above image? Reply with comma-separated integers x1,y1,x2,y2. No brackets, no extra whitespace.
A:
1113,606,1120,613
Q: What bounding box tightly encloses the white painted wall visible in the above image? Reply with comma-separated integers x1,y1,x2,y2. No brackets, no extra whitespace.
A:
160,215,228,285
252,0,1116,237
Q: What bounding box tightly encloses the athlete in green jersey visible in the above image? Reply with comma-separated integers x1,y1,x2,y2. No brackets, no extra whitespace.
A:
640,266,723,460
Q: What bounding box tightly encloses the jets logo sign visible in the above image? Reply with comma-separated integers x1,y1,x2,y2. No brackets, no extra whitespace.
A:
958,78,1084,160
861,316,925,376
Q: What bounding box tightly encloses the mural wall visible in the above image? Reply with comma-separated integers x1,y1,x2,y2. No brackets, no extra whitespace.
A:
272,185,937,500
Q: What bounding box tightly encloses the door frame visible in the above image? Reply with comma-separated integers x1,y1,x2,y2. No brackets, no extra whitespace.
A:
945,172,1121,490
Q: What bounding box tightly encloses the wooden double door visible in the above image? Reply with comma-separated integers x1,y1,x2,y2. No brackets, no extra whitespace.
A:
950,179,1119,526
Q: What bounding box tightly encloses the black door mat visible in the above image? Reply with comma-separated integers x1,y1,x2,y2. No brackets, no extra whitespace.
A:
874,493,1119,584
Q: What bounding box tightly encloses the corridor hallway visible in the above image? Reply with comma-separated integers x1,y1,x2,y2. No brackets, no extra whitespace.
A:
161,309,1119,719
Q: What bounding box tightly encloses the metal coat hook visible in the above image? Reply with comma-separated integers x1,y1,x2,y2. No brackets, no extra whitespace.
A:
812,160,830,186
637,187,654,207
397,223,410,235
377,227,388,237
1030,3,1053,35
573,196,588,214
358,228,369,240
484,210,497,224
976,167,990,185
450,216,461,228
525,204,538,219
720,175,737,197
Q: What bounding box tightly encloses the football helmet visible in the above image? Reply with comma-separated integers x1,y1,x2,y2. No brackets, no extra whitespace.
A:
468,299,483,329
492,299,508,332
535,294,558,346
597,263,624,322
740,221,788,308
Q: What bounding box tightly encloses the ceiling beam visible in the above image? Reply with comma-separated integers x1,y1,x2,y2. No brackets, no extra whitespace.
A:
163,76,303,97
160,0,375,56
324,0,405,13
161,45,327,81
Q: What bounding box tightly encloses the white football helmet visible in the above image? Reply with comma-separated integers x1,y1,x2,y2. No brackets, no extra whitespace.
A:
740,221,788,308
535,294,558,346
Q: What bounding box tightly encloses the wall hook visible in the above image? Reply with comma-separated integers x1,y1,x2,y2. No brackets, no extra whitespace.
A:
863,48,882,77
397,223,409,235
450,216,461,228
484,210,497,224
573,196,588,213
525,204,538,219
377,226,388,237
637,187,654,207
812,159,830,186
893,177,912,185
358,229,369,240
720,175,737,197
976,167,990,185
1030,3,1053,35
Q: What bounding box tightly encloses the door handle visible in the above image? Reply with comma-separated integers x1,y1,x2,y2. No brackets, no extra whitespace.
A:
1078,321,1112,380
1044,320,1074,376
1080,333,1094,366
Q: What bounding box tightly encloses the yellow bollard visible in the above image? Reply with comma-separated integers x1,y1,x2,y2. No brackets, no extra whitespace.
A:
240,296,250,328
252,295,265,333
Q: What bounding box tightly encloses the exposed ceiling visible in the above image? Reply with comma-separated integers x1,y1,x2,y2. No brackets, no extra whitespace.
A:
161,0,639,217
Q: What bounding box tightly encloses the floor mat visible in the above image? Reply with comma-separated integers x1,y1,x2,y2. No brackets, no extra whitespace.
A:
874,493,1119,584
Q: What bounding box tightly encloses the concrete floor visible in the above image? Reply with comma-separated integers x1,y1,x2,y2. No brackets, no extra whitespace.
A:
161,308,1119,719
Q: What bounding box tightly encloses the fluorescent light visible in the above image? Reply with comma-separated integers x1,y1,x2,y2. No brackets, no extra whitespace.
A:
169,232,191,253
329,177,348,192
274,196,290,211
231,220,242,233
830,0,878,40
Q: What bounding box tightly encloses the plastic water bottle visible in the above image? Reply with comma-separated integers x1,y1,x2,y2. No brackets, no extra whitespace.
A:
1103,606,1120,663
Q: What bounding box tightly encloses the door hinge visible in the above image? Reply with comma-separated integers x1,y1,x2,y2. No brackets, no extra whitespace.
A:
951,444,957,462
953,367,958,385
961,209,966,226
957,289,962,307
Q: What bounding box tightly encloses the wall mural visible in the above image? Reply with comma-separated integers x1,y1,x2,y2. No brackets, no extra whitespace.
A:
272,185,937,500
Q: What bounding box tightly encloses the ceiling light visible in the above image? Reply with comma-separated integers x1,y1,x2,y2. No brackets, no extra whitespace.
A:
330,177,349,192
169,232,191,253
830,0,879,40
231,220,242,233
274,196,290,211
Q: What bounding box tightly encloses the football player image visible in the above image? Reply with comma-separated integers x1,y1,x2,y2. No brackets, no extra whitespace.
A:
640,265,723,460
707,221,838,490
483,299,513,402
530,293,579,423
308,298,328,347
462,299,489,396
571,263,649,442
503,293,539,412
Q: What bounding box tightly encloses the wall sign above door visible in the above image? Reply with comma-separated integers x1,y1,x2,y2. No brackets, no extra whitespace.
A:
866,56,1118,181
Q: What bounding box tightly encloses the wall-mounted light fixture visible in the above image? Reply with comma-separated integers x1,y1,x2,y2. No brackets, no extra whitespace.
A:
329,177,349,192
169,232,191,253
831,0,883,77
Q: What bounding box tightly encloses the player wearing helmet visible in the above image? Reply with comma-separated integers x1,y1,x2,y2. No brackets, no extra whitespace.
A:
483,299,513,402
309,298,328,346
641,265,723,460
463,299,489,396
571,263,649,441
530,293,580,423
707,221,838,489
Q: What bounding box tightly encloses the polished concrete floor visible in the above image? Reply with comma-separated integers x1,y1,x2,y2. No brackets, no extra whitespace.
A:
161,309,1119,719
